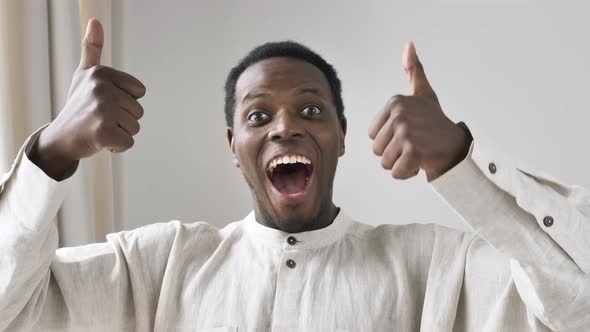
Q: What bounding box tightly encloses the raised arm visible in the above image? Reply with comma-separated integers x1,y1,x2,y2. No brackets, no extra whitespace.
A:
0,19,154,331
368,41,589,330
28,19,145,180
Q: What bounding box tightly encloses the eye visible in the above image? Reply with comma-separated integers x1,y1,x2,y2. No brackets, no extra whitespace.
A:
301,105,321,117
247,110,270,124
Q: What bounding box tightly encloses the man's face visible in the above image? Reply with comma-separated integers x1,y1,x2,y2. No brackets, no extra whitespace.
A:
227,57,346,232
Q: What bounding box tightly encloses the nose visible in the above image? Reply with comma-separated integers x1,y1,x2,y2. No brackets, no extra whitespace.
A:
268,111,304,141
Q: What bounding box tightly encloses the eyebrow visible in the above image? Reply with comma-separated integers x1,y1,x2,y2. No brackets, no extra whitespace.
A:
241,92,271,103
241,87,323,103
295,87,322,96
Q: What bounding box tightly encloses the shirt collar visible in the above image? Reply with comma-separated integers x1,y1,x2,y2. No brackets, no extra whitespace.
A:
242,209,353,250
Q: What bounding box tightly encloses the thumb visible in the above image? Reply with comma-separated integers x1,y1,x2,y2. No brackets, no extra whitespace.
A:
79,18,104,69
403,41,437,99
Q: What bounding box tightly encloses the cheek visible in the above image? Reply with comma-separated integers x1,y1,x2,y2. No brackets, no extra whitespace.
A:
315,129,342,180
317,126,342,155
234,133,264,176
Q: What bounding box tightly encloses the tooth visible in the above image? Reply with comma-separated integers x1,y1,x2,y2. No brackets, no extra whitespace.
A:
295,156,301,163
290,156,297,164
281,156,288,164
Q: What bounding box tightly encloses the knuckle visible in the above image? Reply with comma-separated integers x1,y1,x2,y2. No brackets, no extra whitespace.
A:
90,81,108,97
391,109,408,127
93,130,108,148
404,143,420,158
94,101,113,117
388,94,405,107
89,64,107,78
94,121,109,139
395,105,410,118
394,122,408,139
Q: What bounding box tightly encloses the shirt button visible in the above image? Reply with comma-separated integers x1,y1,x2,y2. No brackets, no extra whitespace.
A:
488,162,497,174
543,216,554,227
286,259,296,269
287,236,297,245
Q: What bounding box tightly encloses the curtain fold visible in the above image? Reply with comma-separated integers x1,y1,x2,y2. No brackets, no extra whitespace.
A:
0,0,119,247
0,1,52,174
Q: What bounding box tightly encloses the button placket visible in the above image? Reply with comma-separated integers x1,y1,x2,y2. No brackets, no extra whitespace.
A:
273,243,303,330
287,236,297,245
286,259,296,268
284,236,298,268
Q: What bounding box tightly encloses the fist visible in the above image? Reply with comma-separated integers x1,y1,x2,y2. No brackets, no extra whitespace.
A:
33,19,145,178
368,42,470,182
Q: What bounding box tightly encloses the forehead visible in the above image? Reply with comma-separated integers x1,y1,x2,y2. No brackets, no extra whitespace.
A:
235,57,332,103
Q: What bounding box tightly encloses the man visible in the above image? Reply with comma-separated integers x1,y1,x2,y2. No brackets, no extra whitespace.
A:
0,18,588,331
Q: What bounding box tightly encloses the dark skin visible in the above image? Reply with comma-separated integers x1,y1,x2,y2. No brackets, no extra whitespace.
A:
227,44,469,233
227,58,347,233
28,19,468,234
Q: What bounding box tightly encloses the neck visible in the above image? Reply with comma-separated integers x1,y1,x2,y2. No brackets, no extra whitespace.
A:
254,201,340,233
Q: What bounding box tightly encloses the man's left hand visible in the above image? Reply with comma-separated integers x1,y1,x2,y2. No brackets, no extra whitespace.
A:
368,41,470,182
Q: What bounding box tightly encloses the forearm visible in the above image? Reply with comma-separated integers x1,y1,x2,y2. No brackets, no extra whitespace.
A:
0,128,69,329
431,132,590,330
27,128,79,182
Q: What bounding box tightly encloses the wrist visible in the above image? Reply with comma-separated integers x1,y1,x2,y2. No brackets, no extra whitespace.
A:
455,121,473,162
426,122,473,182
27,130,77,181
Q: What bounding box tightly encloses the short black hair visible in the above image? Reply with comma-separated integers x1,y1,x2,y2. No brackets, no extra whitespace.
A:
224,41,344,127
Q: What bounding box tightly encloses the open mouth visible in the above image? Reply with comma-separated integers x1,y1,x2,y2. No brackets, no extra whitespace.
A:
266,154,314,200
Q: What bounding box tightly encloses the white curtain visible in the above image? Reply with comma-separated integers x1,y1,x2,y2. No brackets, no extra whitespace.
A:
0,0,120,247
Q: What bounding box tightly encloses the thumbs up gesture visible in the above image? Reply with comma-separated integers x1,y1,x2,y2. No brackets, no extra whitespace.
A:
30,19,146,180
368,42,470,182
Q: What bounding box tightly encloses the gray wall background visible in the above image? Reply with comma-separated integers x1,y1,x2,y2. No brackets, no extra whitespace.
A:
108,0,590,231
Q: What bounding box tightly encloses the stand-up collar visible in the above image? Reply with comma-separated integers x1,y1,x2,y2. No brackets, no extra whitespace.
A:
242,209,353,250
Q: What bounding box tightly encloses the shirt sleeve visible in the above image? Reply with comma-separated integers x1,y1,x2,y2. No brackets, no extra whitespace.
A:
430,130,590,331
0,127,174,331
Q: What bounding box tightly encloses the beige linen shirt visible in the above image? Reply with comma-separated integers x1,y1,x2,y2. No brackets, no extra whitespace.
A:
0,127,589,331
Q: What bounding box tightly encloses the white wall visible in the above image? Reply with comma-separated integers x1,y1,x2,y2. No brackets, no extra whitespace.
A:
109,0,590,231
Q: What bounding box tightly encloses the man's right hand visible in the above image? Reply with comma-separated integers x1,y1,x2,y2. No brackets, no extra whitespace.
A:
29,18,146,180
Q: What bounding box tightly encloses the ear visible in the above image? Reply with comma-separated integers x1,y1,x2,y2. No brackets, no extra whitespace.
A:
226,128,240,168
338,117,347,157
